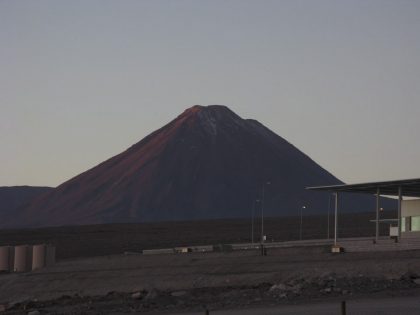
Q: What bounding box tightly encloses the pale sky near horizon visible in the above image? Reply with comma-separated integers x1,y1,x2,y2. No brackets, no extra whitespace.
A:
1,0,420,187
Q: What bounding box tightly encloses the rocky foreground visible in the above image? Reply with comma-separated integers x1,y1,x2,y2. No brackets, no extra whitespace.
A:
3,272,420,314
2,246,420,314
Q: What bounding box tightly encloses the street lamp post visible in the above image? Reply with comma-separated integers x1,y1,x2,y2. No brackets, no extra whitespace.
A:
251,199,260,244
300,205,306,240
261,181,270,243
327,194,333,239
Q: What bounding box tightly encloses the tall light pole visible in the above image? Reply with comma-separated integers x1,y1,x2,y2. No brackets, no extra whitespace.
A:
251,199,260,244
327,194,333,239
300,205,306,240
261,181,270,243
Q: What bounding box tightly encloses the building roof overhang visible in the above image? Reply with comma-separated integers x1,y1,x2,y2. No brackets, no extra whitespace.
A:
306,178,420,198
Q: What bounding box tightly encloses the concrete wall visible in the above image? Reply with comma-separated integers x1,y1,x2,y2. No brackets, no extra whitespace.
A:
402,199,420,217
402,199,420,236
402,231,420,238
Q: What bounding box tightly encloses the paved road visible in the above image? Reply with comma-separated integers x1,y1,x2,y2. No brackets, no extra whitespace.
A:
172,295,420,315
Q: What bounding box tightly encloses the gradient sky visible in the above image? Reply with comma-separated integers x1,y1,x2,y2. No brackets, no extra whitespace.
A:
1,0,420,187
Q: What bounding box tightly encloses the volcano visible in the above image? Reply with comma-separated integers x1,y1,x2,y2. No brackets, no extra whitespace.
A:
7,105,377,228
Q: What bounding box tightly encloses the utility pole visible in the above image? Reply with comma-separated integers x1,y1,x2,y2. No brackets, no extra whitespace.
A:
327,194,332,239
251,199,260,244
261,181,270,243
300,205,306,240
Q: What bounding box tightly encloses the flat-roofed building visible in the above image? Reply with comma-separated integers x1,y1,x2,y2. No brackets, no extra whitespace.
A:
307,178,420,244
401,199,420,237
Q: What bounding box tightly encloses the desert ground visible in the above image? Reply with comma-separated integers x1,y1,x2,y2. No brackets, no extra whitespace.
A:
0,211,394,259
3,211,419,314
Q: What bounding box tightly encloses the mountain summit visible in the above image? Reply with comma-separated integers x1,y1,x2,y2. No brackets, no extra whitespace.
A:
11,105,346,228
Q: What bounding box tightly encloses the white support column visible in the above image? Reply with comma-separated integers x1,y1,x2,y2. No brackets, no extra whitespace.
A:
334,192,339,246
376,187,380,243
398,186,402,240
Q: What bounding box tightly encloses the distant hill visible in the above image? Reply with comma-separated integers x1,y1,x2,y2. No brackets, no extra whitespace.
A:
5,105,393,228
0,186,52,224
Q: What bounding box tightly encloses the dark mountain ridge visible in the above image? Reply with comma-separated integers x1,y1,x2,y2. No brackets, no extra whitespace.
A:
0,186,52,223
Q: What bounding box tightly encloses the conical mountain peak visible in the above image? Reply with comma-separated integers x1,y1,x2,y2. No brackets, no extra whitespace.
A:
182,104,232,114
179,105,239,122
8,105,347,228
176,105,247,137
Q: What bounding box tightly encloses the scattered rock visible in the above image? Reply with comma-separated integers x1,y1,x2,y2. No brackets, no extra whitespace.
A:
401,271,419,281
59,295,72,300
3,274,418,313
176,299,186,306
131,292,142,300
269,284,288,292
145,289,158,300
269,283,302,296
291,284,302,294
171,290,187,297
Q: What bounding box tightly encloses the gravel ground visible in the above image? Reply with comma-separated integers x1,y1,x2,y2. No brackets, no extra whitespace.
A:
2,246,420,314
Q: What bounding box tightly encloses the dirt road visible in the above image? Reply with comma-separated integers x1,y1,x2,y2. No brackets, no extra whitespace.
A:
172,295,420,315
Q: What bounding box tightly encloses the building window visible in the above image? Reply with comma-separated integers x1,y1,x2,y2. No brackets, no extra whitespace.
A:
402,217,406,232
411,216,420,232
